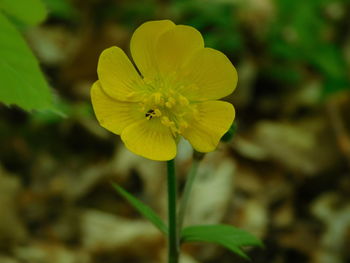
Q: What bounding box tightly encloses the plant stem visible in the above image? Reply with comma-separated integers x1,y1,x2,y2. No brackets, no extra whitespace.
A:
177,158,199,234
167,159,179,263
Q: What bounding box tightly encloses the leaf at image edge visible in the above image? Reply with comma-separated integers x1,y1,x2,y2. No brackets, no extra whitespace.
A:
0,13,54,111
111,183,168,235
0,0,47,25
181,224,263,260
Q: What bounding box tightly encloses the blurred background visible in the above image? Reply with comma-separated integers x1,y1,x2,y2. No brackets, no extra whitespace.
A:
1,0,350,262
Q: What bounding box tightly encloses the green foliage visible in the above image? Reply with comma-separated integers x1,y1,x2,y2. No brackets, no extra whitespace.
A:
0,13,54,111
117,0,156,28
268,0,350,96
0,0,60,112
0,0,47,25
181,224,263,260
42,0,77,20
221,122,237,142
171,0,242,53
112,183,168,235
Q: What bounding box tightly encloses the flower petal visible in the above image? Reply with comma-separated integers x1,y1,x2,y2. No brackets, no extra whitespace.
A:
182,101,235,152
91,81,143,135
130,20,175,78
121,119,177,161
97,46,142,101
179,48,238,101
155,25,204,74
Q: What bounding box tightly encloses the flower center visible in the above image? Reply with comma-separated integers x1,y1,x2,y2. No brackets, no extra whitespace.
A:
137,77,199,135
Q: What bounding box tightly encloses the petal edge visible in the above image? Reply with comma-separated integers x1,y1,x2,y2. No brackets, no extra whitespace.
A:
156,25,204,74
91,81,143,135
182,101,235,152
121,119,177,161
130,20,175,78
179,48,238,101
97,46,142,101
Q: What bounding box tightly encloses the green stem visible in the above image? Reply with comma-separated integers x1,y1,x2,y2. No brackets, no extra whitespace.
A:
167,159,179,263
177,158,200,235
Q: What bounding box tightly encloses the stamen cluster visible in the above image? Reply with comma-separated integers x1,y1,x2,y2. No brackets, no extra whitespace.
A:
138,78,199,135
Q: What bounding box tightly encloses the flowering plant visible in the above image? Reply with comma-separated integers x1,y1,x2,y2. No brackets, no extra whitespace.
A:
91,20,236,161
91,20,262,263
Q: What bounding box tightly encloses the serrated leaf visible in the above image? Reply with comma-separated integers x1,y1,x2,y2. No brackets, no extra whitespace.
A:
111,183,168,235
0,13,54,111
0,0,47,25
181,224,263,260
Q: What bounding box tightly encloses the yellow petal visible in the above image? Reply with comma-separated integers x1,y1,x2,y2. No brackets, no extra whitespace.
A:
91,81,143,135
97,46,142,101
121,119,177,161
182,101,235,152
180,48,238,101
130,20,175,78
155,25,204,74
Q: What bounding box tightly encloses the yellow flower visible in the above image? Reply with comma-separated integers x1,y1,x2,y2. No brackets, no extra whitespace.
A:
91,20,237,161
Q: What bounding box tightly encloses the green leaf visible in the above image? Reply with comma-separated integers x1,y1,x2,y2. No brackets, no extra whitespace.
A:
181,224,263,260
0,13,54,111
42,0,77,20
0,0,47,25
111,183,168,235
307,44,347,80
221,122,237,142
